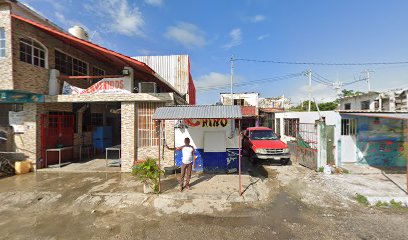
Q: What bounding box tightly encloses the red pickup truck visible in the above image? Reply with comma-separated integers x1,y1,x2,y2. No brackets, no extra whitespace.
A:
242,127,290,165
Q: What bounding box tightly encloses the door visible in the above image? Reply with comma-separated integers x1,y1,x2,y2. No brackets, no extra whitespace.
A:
326,125,335,165
340,135,357,163
203,131,226,171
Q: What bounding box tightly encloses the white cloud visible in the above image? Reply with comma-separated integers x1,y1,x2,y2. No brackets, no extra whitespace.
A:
145,0,163,7
224,28,242,49
85,0,144,37
257,33,270,41
250,15,266,23
165,22,207,49
196,72,231,89
137,48,155,55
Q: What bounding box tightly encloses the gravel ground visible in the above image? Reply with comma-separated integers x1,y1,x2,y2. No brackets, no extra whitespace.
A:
0,163,407,240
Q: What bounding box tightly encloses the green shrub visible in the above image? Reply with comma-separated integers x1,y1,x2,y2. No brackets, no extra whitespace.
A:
390,199,403,208
355,194,369,205
132,158,163,193
375,201,389,208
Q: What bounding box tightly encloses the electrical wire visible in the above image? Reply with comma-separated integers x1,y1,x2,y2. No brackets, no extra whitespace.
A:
196,72,303,91
343,78,368,86
234,58,408,66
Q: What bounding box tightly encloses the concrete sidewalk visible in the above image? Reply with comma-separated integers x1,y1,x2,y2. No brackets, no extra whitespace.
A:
0,171,271,216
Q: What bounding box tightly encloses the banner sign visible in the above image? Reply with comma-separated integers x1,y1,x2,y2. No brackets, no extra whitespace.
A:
184,119,228,128
62,78,131,95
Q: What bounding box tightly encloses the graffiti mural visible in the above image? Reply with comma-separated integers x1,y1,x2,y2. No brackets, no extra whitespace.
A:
356,117,406,167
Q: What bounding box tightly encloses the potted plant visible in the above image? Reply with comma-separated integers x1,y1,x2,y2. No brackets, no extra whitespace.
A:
132,158,163,194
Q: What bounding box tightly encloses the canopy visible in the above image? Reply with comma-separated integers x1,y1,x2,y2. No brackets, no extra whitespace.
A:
152,105,242,120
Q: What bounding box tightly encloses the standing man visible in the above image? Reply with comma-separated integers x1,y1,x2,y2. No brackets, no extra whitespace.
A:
167,137,196,191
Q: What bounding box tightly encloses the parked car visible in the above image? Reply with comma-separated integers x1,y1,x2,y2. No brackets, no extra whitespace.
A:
242,127,290,165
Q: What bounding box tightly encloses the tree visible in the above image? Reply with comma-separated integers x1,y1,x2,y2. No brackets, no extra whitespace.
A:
341,89,363,97
290,100,338,112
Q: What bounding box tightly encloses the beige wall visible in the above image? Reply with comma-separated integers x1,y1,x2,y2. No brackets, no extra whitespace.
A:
0,4,13,90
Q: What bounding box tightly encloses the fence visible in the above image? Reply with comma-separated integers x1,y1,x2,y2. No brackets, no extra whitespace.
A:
289,123,318,170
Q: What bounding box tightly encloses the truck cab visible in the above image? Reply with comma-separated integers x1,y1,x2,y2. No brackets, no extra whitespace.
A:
242,127,290,165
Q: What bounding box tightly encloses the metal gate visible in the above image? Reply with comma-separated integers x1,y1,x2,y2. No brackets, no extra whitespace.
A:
289,123,318,170
41,114,74,166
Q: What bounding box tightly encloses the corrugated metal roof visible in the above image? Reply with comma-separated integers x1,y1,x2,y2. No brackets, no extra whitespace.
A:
133,55,190,95
341,112,408,120
153,105,242,120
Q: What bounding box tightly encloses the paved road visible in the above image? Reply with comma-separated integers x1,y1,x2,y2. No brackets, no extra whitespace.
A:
0,163,407,240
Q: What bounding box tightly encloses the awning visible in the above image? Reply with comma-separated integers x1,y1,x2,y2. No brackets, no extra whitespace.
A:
341,112,408,120
152,105,242,120
0,90,44,103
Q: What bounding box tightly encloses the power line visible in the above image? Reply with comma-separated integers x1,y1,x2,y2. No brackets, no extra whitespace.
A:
234,58,408,66
196,72,303,91
343,78,368,86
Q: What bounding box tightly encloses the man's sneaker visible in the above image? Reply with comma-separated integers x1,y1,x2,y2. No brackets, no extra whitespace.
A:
185,185,191,190
179,186,183,192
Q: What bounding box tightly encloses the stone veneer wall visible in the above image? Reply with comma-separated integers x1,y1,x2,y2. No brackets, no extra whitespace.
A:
0,4,13,90
120,102,136,172
13,103,73,170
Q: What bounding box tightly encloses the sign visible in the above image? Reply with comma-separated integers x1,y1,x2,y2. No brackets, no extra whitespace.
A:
9,111,25,133
0,90,44,103
62,78,131,95
62,82,84,95
184,119,228,128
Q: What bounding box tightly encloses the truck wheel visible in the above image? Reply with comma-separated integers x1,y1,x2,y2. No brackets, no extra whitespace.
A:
249,151,258,165
280,159,289,166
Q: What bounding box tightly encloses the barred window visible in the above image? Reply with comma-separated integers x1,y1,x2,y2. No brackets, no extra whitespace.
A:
138,102,164,147
0,28,5,57
341,119,356,135
55,50,88,76
284,118,299,137
19,38,46,67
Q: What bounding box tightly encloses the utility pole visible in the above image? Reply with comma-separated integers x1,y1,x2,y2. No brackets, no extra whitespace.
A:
230,55,234,105
333,81,343,98
307,70,312,112
364,69,373,92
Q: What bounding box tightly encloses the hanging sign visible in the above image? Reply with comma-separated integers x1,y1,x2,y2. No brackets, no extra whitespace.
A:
184,119,228,128
62,78,131,95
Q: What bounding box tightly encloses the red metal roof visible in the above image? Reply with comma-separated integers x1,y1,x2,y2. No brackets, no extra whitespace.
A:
11,14,180,94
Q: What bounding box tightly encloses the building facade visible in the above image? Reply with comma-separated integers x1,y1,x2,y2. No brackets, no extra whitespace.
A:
0,1,193,172
339,89,408,112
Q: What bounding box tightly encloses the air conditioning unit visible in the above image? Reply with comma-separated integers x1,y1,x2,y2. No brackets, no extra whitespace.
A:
138,82,157,93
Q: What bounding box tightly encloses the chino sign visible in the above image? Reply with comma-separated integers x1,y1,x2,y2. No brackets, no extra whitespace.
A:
184,119,228,128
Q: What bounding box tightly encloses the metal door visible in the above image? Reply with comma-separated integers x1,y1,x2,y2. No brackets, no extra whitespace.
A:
325,125,335,165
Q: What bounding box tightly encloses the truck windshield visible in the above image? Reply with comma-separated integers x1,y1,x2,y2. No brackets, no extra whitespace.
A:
250,130,278,140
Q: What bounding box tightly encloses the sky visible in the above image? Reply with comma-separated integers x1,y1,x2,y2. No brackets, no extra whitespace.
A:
22,0,408,105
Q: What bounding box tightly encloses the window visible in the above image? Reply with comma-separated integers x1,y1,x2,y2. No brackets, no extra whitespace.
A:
284,118,299,137
344,103,351,110
361,100,370,110
55,50,88,76
0,28,5,57
341,119,356,135
19,38,46,67
138,102,164,147
92,66,105,84
234,99,245,106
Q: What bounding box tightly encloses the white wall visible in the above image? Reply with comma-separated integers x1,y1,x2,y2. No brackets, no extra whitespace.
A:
274,111,342,165
174,119,239,150
339,93,379,111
